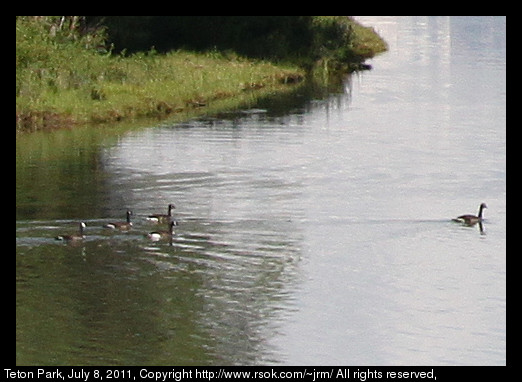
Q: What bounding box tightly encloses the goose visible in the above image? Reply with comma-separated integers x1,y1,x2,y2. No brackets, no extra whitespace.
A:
56,222,86,242
146,203,175,224
103,210,133,230
453,203,487,225
146,221,176,241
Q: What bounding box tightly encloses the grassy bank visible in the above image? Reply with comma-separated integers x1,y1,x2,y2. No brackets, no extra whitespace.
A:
16,48,304,131
16,16,386,132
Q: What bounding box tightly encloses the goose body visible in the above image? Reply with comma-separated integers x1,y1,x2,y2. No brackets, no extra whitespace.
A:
146,203,175,224
104,210,133,230
56,222,86,242
453,203,487,225
147,221,176,241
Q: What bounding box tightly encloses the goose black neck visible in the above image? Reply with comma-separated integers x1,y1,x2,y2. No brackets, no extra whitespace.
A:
478,204,485,218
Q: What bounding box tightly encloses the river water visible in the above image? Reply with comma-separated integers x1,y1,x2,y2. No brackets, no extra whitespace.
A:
16,16,505,365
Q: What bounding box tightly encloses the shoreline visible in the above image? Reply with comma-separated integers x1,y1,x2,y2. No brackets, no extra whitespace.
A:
16,17,387,133
16,52,306,133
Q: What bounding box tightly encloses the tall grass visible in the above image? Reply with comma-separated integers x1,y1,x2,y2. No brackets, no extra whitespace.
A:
16,17,304,131
16,16,386,132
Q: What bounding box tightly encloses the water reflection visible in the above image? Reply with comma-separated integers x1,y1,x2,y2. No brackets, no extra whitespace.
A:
17,17,505,365
16,76,330,365
17,189,304,365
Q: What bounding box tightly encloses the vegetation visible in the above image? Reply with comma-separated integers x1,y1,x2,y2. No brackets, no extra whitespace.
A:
16,16,387,132
87,16,387,64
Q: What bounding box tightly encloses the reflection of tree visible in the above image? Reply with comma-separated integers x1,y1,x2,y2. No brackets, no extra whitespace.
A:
17,214,303,365
16,128,110,221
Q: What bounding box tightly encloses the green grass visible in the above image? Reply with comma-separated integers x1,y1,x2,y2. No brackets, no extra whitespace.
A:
16,47,304,131
16,16,386,132
347,18,388,59
308,16,388,71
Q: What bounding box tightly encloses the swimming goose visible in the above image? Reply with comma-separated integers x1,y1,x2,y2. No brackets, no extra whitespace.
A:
146,221,176,241
56,222,86,241
103,210,133,230
453,203,487,225
146,203,175,224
